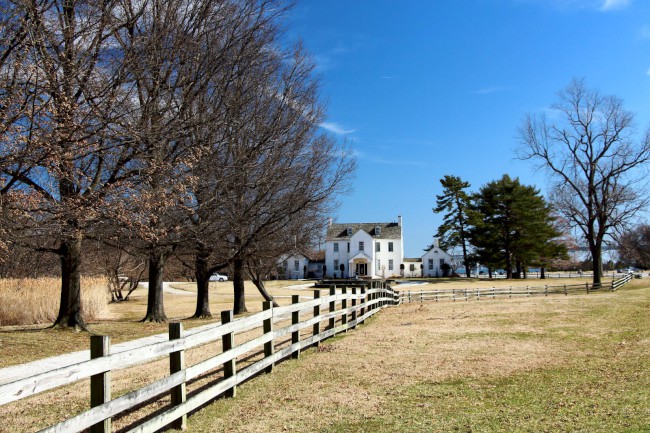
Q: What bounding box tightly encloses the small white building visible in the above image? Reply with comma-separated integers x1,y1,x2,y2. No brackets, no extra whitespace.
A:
280,253,309,280
325,216,404,279
421,238,453,277
403,258,423,277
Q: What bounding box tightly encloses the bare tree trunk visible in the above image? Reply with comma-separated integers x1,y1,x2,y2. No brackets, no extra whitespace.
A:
142,250,167,322
232,258,247,314
53,234,86,330
251,277,280,307
592,245,603,287
193,247,212,318
540,266,546,279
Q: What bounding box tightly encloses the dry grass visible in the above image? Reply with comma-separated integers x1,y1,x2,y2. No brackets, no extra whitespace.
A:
0,277,110,326
1,277,647,432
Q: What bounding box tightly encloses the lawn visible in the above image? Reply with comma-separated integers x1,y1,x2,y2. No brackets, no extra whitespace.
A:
0,277,647,432
185,280,649,432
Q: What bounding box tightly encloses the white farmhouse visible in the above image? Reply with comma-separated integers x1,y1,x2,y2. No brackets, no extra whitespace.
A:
421,238,453,277
325,216,404,279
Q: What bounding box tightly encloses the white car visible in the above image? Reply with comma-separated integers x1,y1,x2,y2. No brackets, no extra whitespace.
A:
209,273,228,282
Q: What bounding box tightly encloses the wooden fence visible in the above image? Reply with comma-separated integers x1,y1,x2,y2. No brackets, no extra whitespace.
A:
0,282,398,433
400,274,634,304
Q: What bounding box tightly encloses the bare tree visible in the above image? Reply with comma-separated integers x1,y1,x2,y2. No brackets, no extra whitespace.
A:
518,79,650,286
616,224,650,269
0,1,138,329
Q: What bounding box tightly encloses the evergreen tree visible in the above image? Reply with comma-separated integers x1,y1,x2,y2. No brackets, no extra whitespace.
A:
469,175,563,279
434,175,472,277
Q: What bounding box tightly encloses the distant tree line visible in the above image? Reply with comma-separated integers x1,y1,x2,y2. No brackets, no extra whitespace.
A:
0,0,355,329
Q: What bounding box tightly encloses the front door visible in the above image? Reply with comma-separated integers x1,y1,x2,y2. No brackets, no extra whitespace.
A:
355,263,367,276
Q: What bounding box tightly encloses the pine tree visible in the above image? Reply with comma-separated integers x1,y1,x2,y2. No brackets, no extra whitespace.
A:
434,175,472,277
469,175,563,279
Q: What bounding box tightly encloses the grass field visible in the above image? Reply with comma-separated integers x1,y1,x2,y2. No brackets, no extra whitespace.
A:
185,280,649,432
0,277,648,432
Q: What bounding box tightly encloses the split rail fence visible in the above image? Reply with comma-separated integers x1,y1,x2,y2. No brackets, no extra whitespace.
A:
401,273,633,304
0,282,398,433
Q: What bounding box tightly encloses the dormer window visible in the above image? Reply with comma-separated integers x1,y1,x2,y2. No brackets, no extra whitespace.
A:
375,226,381,236
346,227,352,236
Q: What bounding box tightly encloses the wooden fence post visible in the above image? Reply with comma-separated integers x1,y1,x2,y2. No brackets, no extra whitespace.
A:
360,287,366,324
544,285,548,296
90,335,111,433
351,288,357,328
329,286,336,330
408,290,411,303
564,284,567,296
312,291,321,346
221,310,236,398
263,301,274,373
341,287,348,332
169,323,187,430
586,282,590,293
292,295,301,359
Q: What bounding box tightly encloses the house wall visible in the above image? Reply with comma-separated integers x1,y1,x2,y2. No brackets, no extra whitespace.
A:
282,254,308,279
421,248,453,277
325,231,403,279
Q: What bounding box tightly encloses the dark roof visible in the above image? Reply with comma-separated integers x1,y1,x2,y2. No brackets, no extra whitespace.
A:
326,222,402,240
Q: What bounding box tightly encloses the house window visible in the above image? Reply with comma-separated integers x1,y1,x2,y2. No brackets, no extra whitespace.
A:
347,227,352,236
333,242,339,252
375,226,381,236
334,259,339,270
294,260,300,272
389,259,394,271
440,259,445,266
375,242,380,252
347,242,350,253
388,242,393,252
428,259,434,270
359,241,364,251
376,259,381,271
410,264,415,271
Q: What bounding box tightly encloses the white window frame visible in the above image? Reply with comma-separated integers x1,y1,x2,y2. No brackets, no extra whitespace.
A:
359,241,364,251
389,259,394,271
333,242,339,252
428,259,434,270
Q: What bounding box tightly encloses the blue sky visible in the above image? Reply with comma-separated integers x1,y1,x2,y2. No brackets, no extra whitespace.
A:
286,0,650,257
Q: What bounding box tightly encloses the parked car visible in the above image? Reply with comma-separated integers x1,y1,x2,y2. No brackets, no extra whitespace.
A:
209,273,228,282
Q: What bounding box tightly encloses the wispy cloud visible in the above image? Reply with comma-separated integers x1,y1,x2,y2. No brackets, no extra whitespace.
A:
638,25,650,38
646,67,650,76
476,86,510,95
320,122,355,135
516,0,631,12
599,0,630,11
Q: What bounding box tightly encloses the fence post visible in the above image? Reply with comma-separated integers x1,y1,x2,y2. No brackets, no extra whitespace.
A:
90,335,111,433
586,282,590,293
360,287,366,324
312,291,321,347
329,286,337,330
292,294,301,359
420,290,423,303
477,289,480,301
408,290,411,303
435,290,439,302
564,284,567,296
526,286,530,297
263,301,274,373
220,310,236,398
351,288,357,328
545,285,548,297
341,287,348,332
464,289,468,301
452,289,456,301
169,323,187,430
